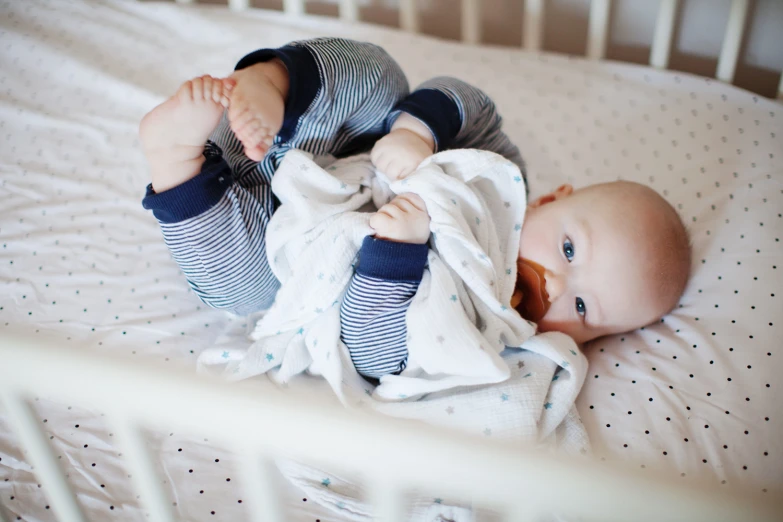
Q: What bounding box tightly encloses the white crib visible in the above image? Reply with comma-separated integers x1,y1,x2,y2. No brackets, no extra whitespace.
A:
1,0,782,521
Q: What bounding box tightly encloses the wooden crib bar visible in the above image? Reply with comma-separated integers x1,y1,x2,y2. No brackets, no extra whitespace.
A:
171,0,782,98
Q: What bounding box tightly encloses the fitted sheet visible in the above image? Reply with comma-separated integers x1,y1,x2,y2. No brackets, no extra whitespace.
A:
0,0,781,520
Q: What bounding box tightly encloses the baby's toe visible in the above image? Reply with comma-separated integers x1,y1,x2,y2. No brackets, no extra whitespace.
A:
245,125,271,148
244,144,267,162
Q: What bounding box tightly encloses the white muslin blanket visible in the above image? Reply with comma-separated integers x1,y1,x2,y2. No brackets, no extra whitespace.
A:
198,149,590,520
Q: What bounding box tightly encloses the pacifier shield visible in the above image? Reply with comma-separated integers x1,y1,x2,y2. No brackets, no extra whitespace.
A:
514,257,551,322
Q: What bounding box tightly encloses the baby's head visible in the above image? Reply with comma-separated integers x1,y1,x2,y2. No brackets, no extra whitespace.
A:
516,181,691,345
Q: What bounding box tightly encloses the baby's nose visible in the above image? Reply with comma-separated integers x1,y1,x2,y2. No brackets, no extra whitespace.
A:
544,270,565,302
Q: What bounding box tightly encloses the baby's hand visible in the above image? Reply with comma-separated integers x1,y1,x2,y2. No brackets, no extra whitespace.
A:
370,193,430,244
371,113,435,181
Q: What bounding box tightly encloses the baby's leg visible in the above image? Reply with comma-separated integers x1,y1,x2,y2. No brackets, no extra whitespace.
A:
139,75,234,193
225,59,288,162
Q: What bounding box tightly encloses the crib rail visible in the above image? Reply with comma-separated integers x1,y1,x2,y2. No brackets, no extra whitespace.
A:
176,0,783,100
1,334,781,522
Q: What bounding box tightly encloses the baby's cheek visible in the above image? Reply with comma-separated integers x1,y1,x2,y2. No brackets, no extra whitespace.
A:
537,304,581,339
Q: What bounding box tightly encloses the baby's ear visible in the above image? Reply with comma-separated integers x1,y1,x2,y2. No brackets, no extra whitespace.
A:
528,184,573,208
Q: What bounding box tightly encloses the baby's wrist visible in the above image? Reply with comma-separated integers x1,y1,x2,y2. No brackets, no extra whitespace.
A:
391,113,436,152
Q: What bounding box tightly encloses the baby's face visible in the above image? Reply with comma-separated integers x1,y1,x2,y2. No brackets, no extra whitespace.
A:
518,183,672,345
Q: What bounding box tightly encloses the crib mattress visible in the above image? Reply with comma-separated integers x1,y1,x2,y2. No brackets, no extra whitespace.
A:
1,1,781,520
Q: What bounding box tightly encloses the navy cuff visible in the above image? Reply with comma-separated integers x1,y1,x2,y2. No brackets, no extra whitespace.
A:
142,149,233,224
235,44,320,143
357,237,429,282
389,89,462,152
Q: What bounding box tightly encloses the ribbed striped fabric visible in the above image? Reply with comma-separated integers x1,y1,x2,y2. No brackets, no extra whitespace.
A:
149,38,409,315
340,273,419,378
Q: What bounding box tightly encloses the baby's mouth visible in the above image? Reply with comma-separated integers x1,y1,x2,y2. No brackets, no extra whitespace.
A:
510,258,551,322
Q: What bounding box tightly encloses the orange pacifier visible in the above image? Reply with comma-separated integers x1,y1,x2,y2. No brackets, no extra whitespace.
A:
510,258,551,322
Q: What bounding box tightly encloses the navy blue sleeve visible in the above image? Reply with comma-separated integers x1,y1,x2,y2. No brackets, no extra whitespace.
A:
340,237,428,379
386,77,525,176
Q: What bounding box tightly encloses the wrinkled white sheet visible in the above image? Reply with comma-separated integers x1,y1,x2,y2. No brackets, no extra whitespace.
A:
1,0,781,520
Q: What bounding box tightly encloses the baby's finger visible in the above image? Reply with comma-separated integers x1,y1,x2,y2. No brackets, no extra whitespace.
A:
398,193,426,212
393,197,418,214
369,212,391,231
378,203,403,220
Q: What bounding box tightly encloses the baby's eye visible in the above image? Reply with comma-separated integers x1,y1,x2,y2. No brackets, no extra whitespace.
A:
575,297,587,317
563,238,575,262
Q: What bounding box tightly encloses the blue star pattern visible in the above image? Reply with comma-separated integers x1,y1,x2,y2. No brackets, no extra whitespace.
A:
523,372,532,378
434,498,443,504
500,393,509,402
561,360,570,368
450,198,457,205
265,353,274,362
506,268,512,275
513,176,522,183
221,351,230,359
570,349,577,356
475,217,481,225
544,402,553,409
450,295,457,302
552,375,560,381
321,478,331,487
514,223,521,231
483,428,492,436
297,327,304,335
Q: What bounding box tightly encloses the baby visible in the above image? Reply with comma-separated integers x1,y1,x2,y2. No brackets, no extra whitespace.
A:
139,37,690,382
362,177,692,348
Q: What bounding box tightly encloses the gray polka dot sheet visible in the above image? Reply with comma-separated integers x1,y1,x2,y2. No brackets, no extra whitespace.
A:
0,0,780,520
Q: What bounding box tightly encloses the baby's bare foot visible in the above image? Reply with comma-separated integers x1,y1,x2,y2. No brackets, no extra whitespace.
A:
227,59,288,162
140,75,234,193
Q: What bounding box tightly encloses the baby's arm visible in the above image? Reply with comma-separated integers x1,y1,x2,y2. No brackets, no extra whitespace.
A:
340,194,430,379
375,77,525,180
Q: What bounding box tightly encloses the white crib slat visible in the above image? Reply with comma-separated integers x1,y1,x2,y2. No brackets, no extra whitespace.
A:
284,0,304,17
650,0,679,69
339,0,359,22
587,0,612,60
461,0,481,44
716,0,749,83
239,453,285,522
400,0,418,33
523,0,545,51
1,394,87,522
112,418,176,522
229,0,250,11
